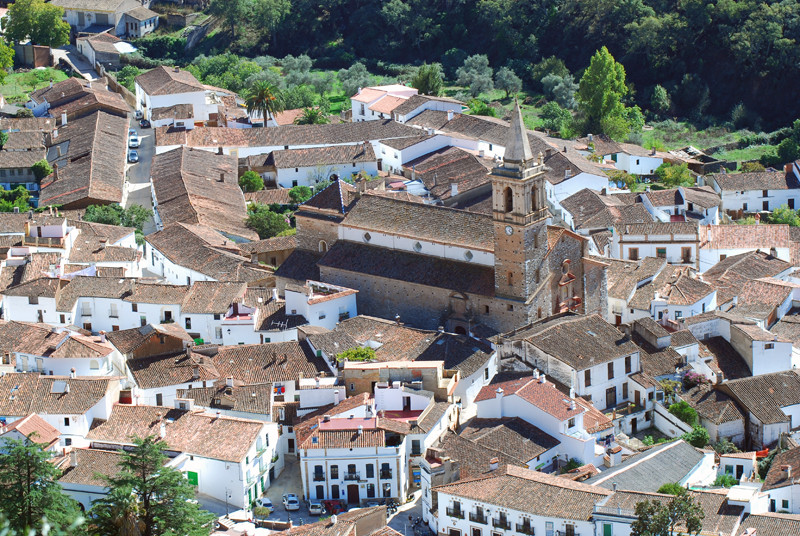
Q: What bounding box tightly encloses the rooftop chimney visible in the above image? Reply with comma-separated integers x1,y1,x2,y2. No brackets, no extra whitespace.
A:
323,414,331,422
226,377,234,388
69,450,78,468
61,112,67,126
331,515,338,525
271,288,278,301
52,128,58,139
358,425,363,435
99,331,106,343
174,66,180,73
53,162,59,181
451,182,458,197
447,110,454,121
192,364,200,380
565,169,571,179
787,465,793,479
588,134,593,142
334,390,340,405
539,374,546,384
612,482,618,492
12,207,18,214
159,422,166,439
569,387,575,399
489,457,499,471
533,369,540,379
70,367,76,378
495,387,504,399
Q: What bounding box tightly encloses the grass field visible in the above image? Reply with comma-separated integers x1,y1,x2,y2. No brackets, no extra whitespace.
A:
713,145,774,166
641,122,745,151
0,68,68,103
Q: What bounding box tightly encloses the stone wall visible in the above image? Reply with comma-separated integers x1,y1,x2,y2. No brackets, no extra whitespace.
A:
295,212,341,253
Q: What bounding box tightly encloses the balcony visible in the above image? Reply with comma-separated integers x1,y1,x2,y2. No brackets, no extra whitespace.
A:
469,512,488,525
445,507,464,520
313,472,326,482
271,454,279,463
380,470,392,479
555,532,580,536
515,524,535,535
492,518,511,531
344,472,360,481
22,235,64,248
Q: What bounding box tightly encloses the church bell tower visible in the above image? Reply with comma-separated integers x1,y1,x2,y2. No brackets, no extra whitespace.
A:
492,100,550,301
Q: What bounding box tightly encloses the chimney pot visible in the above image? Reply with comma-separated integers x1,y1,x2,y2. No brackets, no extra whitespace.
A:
69,450,78,468
451,182,458,197
99,331,106,343
447,110,454,121
612,482,618,492
61,112,67,126
226,377,233,388
540,374,546,384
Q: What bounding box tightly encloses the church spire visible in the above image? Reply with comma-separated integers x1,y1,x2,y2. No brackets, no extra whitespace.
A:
503,99,533,165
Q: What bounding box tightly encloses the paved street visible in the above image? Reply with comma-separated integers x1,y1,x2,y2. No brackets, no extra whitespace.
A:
51,46,99,80
124,116,157,235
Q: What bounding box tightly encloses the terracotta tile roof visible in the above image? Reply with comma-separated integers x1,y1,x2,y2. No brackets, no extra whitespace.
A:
55,276,136,311
629,265,713,309
270,109,304,126
763,446,800,490
403,146,492,200
0,147,46,169
575,134,622,156
435,464,610,521
268,143,375,169
280,506,391,536
352,88,387,103
697,336,752,380
683,185,721,209
198,341,331,384
503,313,638,371
145,223,267,283
392,94,463,116
319,240,494,295
238,235,296,255
700,224,790,249
631,331,682,378
181,280,247,314
150,103,194,121
602,257,666,301
0,373,41,416
2,413,60,447
87,404,265,462
2,277,61,298
105,323,192,355
57,448,124,487
710,170,800,191
474,376,583,421
740,513,800,536
561,188,654,231
368,95,406,114
47,89,128,120
155,120,421,151
151,147,257,240
134,66,204,96
126,6,158,20
301,180,359,215
682,383,745,425
702,250,791,305
244,188,292,205
617,221,699,237
273,249,322,284
381,134,433,150
460,417,560,462
30,376,116,415
40,111,128,208
720,370,800,425
736,277,798,311
771,315,800,343
177,381,272,415
127,350,219,390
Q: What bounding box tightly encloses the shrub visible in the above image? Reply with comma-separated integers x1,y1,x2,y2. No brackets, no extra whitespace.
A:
657,482,684,495
336,347,375,362
238,171,264,193
669,400,699,427
560,458,582,474
682,370,708,389
741,161,765,172
682,425,710,448
714,474,738,488
467,99,496,117
30,159,53,180
642,435,655,446
713,438,739,454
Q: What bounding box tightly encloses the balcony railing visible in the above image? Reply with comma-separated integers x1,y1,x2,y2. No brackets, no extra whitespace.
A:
445,507,464,519
344,472,360,481
555,531,579,536
492,518,511,530
313,472,325,481
515,524,535,535
23,236,64,248
468,512,488,525
380,470,392,479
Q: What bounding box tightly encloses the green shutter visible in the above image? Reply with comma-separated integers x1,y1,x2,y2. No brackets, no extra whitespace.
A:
187,471,198,486
603,524,612,536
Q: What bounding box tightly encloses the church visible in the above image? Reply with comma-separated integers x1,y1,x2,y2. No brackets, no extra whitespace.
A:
275,102,608,335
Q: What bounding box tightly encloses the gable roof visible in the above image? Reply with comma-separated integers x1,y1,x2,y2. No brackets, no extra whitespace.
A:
181,281,247,314
682,383,745,426
739,513,800,536
585,440,704,491
151,146,256,240
268,143,375,169
196,341,331,384
763,446,800,491
104,323,192,355
57,448,125,487
702,250,791,305
700,224,790,250
434,464,611,521
403,146,492,201
475,376,584,421
719,370,800,425
176,381,272,416
459,417,560,462
86,404,264,462
134,66,204,96
709,170,800,191
2,413,60,447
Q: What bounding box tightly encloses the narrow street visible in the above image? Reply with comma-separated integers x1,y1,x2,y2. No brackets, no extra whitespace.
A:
123,115,157,235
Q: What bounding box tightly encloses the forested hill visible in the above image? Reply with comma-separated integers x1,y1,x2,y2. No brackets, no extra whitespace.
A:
253,0,799,127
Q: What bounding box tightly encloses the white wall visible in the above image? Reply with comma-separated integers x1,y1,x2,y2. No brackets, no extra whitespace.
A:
615,153,664,176
271,161,378,189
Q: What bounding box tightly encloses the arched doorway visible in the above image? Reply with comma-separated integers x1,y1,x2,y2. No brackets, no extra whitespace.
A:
454,325,467,335
503,187,513,213
319,240,328,253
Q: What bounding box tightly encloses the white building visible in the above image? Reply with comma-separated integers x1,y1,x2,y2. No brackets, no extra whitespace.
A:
134,66,220,123
698,224,792,272
262,144,379,189
706,167,800,215
610,221,700,268
51,0,155,37
350,85,418,122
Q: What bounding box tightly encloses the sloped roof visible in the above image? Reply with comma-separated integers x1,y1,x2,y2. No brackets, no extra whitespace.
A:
720,370,800,425
135,66,204,96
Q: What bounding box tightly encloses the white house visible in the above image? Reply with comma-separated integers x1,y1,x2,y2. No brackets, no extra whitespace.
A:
625,265,717,324
0,413,61,451
85,403,276,508
706,168,800,215
263,144,379,189
51,0,153,37
350,85,418,122
134,66,215,123
611,221,700,268
284,280,358,331
698,224,792,272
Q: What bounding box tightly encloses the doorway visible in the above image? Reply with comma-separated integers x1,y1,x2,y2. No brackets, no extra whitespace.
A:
635,390,641,407
287,438,295,453
606,386,617,409
631,417,637,435
347,484,359,504
403,396,411,412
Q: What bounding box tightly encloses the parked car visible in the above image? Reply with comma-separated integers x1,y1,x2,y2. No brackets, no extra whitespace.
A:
139,119,151,129
128,128,137,137
128,135,140,148
309,502,326,515
282,493,300,511
255,497,273,512
134,110,143,120
128,150,139,163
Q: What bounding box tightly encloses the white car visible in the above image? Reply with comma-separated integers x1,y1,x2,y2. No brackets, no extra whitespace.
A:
134,110,143,120
309,502,325,515
282,493,300,511
128,135,140,148
255,497,273,511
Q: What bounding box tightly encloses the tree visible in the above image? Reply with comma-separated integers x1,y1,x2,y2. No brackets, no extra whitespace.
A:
712,438,739,454
30,159,52,180
282,54,313,88
777,138,800,164
245,80,284,125
0,42,12,85
294,107,329,125
239,171,264,193
540,102,573,135
208,0,251,39
254,0,291,43
311,72,335,96
288,185,313,203
467,99,496,117
655,162,695,187
456,54,494,97
246,204,290,239
83,204,149,231
650,85,671,117
682,426,710,448
577,47,629,138
609,170,638,191
542,74,578,109
531,56,570,90
769,205,800,226
495,67,521,98
630,488,704,536
89,436,214,536
668,400,698,427
0,131,8,150
412,63,444,96
116,66,142,93
714,474,738,487
0,438,82,532
441,48,468,80
4,0,70,48
0,186,31,213
741,161,765,172
656,483,684,496
338,62,372,99
336,347,376,362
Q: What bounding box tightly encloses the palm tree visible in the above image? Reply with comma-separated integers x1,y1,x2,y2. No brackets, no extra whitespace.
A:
245,80,284,126
294,107,330,125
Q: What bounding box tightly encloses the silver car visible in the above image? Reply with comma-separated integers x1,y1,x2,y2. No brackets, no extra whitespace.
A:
282,493,300,511
309,502,325,515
